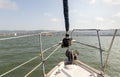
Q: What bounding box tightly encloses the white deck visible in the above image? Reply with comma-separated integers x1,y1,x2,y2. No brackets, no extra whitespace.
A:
49,63,97,77
46,60,110,77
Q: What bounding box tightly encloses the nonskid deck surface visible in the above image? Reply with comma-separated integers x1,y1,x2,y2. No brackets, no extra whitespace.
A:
49,63,97,77
46,60,110,77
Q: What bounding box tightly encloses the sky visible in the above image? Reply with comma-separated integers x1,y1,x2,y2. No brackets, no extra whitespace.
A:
0,0,120,30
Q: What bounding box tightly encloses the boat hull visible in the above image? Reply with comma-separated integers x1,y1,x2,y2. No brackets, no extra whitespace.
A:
46,60,110,77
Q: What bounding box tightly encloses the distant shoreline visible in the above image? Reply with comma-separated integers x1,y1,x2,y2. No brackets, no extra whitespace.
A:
0,30,120,36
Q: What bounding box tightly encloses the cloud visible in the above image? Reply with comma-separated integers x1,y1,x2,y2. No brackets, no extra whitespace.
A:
43,13,51,17
51,18,60,22
113,12,120,17
90,0,96,4
96,17,105,21
0,0,18,10
89,0,120,5
103,0,120,5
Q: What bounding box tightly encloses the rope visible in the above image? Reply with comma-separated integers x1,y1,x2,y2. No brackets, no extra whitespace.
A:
24,62,43,77
102,29,117,72
75,41,105,51
0,44,58,77
44,45,61,61
24,45,61,77
0,56,38,77
71,29,97,39
40,44,58,56
63,0,69,32
0,34,38,41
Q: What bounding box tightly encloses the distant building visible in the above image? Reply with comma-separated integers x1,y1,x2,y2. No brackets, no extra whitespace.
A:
42,32,53,36
0,33,15,36
14,33,17,36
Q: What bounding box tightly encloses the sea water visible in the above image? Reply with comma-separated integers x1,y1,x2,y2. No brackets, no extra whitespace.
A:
0,35,120,77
